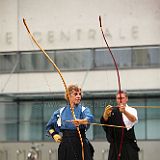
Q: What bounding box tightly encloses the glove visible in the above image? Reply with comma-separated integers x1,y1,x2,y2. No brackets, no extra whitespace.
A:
103,105,112,120
53,134,62,143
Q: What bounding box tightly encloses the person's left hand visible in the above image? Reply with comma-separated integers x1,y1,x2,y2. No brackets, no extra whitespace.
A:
71,119,88,126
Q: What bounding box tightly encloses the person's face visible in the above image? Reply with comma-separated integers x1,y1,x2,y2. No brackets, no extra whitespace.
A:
69,89,82,106
116,93,128,106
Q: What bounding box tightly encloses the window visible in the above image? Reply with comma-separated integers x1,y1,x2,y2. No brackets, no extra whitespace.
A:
0,45,159,73
94,48,132,69
148,47,160,67
19,102,43,141
19,51,55,72
128,98,146,139
0,53,19,73
0,102,18,141
146,98,160,139
0,88,160,141
55,49,93,70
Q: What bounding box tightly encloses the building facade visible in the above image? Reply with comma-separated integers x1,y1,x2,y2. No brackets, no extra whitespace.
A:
0,0,160,160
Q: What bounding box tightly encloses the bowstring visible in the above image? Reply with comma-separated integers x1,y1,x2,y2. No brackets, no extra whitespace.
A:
25,29,57,108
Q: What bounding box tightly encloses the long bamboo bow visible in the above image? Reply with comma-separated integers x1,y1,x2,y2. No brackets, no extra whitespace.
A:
99,16,124,160
23,18,84,160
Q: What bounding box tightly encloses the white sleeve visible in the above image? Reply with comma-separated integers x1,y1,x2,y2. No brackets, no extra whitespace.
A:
122,105,138,130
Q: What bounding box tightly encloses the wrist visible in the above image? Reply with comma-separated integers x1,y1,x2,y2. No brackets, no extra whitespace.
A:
51,132,58,137
48,129,58,137
103,114,109,120
123,109,126,114
80,119,88,125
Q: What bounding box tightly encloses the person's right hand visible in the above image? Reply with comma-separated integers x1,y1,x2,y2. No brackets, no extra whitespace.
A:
103,105,112,120
53,134,62,143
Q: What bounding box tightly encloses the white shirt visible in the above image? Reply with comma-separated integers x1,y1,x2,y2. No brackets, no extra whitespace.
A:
122,104,138,130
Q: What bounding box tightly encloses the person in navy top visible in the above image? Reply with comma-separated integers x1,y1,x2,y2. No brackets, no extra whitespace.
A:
46,84,94,160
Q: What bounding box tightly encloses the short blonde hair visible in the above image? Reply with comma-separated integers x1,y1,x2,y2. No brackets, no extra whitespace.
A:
65,84,82,101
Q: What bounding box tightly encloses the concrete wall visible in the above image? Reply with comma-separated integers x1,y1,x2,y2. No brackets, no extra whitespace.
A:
0,68,160,94
0,69,160,93
0,141,159,160
0,0,160,94
0,0,160,52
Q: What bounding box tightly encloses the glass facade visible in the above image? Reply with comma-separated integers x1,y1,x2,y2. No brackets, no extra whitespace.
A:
0,96,160,142
0,46,160,73
0,102,18,141
0,45,160,141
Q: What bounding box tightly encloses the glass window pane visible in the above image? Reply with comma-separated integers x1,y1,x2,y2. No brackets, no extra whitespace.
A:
19,122,42,141
146,98,160,139
148,47,160,67
0,123,18,141
94,48,132,69
132,47,150,67
55,49,93,70
81,100,94,140
93,99,113,139
19,102,43,141
0,52,19,73
0,102,18,141
146,119,160,139
19,51,55,72
0,103,18,119
112,48,132,68
128,98,146,139
19,102,43,121
94,49,113,69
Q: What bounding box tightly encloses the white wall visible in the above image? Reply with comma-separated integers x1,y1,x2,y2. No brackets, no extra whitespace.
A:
0,0,160,94
0,68,160,93
0,0,160,52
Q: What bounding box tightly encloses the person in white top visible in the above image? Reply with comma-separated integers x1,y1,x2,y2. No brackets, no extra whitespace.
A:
100,91,140,160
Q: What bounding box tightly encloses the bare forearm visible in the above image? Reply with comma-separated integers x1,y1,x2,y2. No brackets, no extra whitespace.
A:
103,114,109,121
124,110,136,122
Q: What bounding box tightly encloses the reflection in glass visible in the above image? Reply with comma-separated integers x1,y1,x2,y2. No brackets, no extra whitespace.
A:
0,53,18,72
0,102,18,141
19,102,43,141
146,98,160,139
55,49,93,70
128,98,146,139
132,47,150,67
20,51,55,72
94,48,132,69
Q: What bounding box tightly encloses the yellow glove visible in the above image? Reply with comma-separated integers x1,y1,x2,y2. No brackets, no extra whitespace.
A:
53,134,62,143
103,105,112,120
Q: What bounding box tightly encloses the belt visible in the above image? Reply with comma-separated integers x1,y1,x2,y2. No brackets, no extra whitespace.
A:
62,129,86,138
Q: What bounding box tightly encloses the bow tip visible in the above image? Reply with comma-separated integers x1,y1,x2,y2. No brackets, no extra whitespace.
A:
99,16,102,27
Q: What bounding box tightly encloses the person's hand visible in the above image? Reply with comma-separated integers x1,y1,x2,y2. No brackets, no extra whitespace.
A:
53,134,62,143
119,104,126,113
103,105,112,120
71,119,88,126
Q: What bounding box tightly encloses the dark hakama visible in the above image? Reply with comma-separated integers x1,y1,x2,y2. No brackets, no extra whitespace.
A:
58,130,94,160
100,107,140,160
